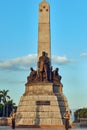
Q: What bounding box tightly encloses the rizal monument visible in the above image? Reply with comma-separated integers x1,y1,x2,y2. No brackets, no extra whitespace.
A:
16,0,72,128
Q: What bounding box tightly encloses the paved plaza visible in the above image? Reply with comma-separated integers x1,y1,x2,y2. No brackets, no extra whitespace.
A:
0,126,87,130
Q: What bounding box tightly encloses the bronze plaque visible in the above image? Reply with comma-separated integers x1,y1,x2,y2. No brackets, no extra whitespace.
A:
36,101,50,105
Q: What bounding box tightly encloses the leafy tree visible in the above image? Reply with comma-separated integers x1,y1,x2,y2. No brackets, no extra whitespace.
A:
0,89,10,103
0,95,2,102
0,89,17,117
6,99,17,117
74,108,87,122
0,89,10,116
0,103,3,116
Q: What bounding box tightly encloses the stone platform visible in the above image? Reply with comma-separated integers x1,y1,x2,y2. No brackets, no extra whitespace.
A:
1,126,87,130
16,83,72,127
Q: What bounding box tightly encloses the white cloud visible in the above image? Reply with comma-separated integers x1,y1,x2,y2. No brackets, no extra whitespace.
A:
0,54,37,71
52,55,70,64
80,53,87,56
0,54,71,71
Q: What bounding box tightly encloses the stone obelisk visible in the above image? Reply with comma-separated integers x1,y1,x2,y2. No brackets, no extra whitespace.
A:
38,0,51,59
16,0,72,128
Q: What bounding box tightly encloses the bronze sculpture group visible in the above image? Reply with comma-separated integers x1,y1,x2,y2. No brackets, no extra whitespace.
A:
26,51,62,85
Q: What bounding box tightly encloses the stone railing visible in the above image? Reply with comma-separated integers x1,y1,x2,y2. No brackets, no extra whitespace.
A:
0,117,11,126
80,118,87,127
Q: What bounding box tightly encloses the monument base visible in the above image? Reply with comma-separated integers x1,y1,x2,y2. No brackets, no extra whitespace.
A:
16,83,72,127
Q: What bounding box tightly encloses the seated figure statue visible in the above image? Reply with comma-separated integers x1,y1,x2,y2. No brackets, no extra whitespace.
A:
53,68,62,84
38,51,50,81
27,67,37,83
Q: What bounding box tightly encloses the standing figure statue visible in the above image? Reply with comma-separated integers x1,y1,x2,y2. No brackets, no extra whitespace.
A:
38,51,50,81
63,110,70,130
10,109,16,129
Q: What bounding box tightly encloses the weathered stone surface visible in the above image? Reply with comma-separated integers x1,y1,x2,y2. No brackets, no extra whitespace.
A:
25,83,53,95
38,1,51,59
16,83,72,127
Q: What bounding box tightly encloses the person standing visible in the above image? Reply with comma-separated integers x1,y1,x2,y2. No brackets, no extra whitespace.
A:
10,109,16,129
63,110,70,130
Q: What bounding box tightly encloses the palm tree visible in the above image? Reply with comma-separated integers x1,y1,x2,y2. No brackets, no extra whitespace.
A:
0,94,2,102
0,89,10,117
6,99,17,117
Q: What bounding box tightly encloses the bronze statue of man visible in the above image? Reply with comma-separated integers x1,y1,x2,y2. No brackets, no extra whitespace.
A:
38,51,50,81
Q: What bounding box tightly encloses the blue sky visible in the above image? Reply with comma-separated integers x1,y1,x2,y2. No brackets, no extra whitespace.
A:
0,0,87,111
